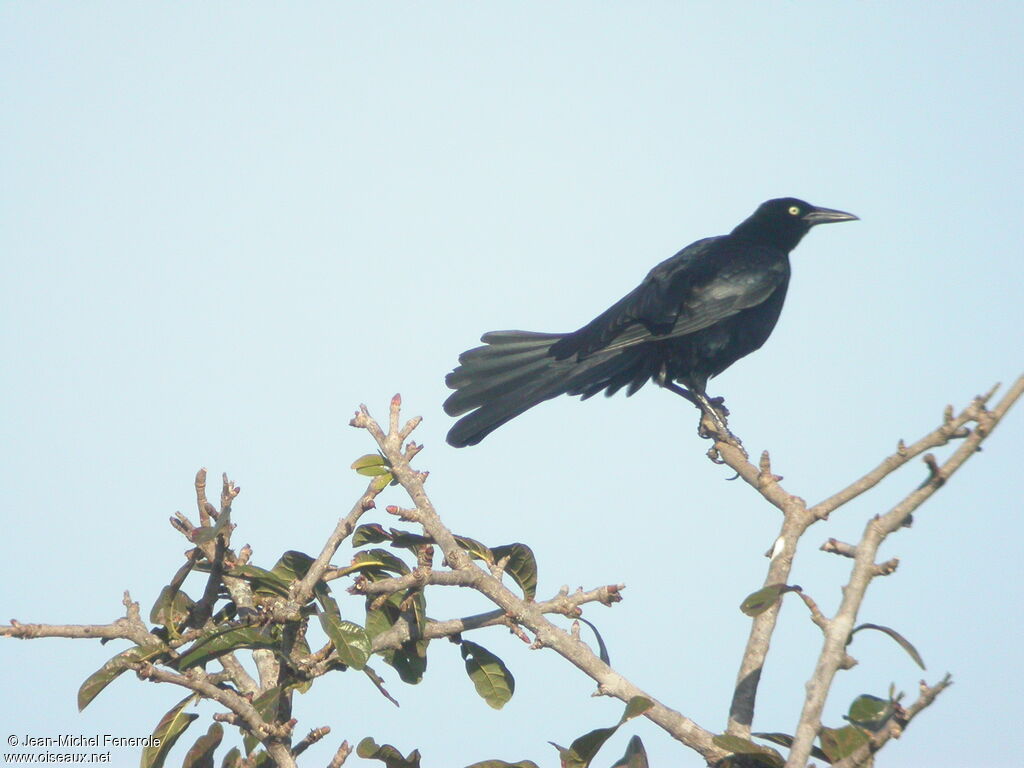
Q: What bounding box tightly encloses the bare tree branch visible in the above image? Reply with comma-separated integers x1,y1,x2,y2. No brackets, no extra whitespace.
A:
720,451,808,736
2,591,152,646
722,376,1023,746
292,480,384,606
292,726,331,758
820,538,857,559
784,377,1023,767
368,584,624,651
133,661,299,768
2,375,1018,768
219,652,260,696
327,740,352,768
351,395,728,764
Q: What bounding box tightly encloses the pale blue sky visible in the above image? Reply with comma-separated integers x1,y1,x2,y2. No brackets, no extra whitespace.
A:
2,4,1022,767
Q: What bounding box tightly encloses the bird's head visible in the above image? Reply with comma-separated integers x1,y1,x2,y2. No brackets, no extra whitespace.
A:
732,197,859,252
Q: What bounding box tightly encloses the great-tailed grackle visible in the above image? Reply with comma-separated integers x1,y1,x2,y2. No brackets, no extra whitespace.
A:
444,198,857,447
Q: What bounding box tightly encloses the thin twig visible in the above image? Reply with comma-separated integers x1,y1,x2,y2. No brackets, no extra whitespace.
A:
2,592,153,647
292,726,331,758
292,480,384,607
368,584,624,651
328,740,353,768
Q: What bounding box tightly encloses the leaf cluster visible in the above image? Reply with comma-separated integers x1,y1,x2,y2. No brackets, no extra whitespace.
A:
72,458,630,768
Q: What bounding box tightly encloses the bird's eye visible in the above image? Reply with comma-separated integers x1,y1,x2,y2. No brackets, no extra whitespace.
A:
788,206,801,216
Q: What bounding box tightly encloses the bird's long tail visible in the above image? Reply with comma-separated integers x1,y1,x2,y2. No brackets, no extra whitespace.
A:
443,330,577,447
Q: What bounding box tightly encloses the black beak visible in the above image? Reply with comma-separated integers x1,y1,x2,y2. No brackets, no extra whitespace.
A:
803,206,859,225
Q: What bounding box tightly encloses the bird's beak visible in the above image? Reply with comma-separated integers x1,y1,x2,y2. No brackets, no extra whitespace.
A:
803,206,859,225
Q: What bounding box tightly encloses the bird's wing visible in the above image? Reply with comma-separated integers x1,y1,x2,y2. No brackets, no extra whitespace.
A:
603,256,788,352
554,240,788,359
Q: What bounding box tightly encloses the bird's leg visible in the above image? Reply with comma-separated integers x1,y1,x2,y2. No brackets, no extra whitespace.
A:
690,387,732,440
664,382,727,436
663,380,698,404
659,362,697,405
662,378,738,447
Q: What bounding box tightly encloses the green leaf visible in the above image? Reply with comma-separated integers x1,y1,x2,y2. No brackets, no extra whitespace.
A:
385,529,492,561
547,742,581,768
140,695,199,768
242,732,259,759
370,473,396,491
491,543,538,601
177,625,277,669
353,523,392,546
318,591,341,617
819,725,870,762
711,735,784,768
355,737,421,768
225,565,290,597
150,586,195,628
391,640,429,684
365,605,398,640
576,616,611,665
341,548,411,577
609,735,648,768
363,583,427,683
751,732,794,748
182,723,223,768
362,664,401,706
454,535,494,563
319,612,371,670
251,686,289,723
78,643,166,711
269,550,316,582
219,746,242,768
211,602,237,624
551,730,612,768
352,453,392,476
460,640,515,709
849,623,926,670
845,694,895,732
193,508,232,544
406,586,427,632
739,584,794,617
389,529,433,549
620,696,653,722
550,697,652,768
752,733,830,762
465,762,540,768
266,549,334,610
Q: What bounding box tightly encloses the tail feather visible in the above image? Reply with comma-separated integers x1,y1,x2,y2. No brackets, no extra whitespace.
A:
444,331,571,446
480,330,564,345
444,356,558,416
455,330,564,360
446,344,553,388
444,330,650,446
445,378,566,447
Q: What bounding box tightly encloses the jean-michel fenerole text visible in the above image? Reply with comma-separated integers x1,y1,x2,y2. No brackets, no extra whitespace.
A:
17,735,161,748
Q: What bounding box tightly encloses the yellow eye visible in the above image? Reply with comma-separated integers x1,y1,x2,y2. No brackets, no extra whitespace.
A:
788,206,801,216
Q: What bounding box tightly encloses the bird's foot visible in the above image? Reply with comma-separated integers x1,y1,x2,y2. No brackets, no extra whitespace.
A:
706,396,729,418
695,399,747,458
662,381,747,457
696,403,730,440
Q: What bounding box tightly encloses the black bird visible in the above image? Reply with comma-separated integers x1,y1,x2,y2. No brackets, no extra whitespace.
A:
444,198,857,447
